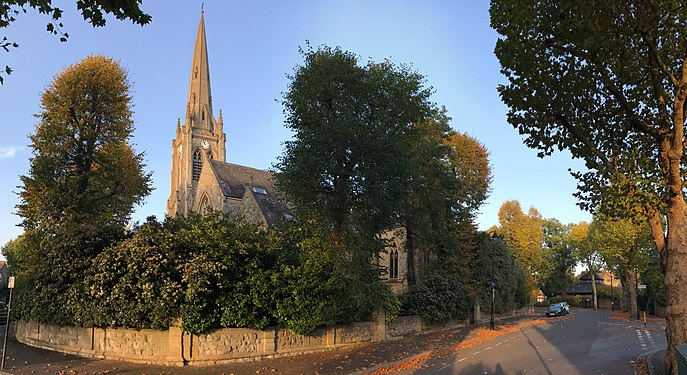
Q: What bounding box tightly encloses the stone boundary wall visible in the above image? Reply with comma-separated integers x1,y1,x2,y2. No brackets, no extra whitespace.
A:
15,307,529,366
15,320,379,366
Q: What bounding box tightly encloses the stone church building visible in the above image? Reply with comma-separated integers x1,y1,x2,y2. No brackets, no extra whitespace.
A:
166,12,408,292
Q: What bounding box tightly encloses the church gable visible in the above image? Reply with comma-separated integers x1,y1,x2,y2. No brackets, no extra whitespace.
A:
193,151,225,214
247,186,291,227
209,161,291,227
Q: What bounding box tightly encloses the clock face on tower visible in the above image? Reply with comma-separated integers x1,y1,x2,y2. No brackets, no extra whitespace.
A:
201,140,210,150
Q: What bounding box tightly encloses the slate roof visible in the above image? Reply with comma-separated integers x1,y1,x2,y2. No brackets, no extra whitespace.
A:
568,271,605,295
578,271,604,281
209,160,291,227
569,282,598,295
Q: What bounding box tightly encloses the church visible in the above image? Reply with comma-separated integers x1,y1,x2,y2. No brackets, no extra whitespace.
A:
166,11,408,292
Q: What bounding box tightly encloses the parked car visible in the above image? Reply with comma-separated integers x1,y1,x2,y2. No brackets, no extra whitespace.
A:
561,301,570,314
546,302,569,317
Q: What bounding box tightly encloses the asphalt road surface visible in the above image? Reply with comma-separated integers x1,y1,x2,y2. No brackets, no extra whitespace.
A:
400,309,666,375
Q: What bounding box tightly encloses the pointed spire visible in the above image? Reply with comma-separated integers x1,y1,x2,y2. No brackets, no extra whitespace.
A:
176,118,181,133
186,9,213,130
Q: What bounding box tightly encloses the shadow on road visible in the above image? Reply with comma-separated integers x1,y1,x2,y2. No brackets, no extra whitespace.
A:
456,362,523,375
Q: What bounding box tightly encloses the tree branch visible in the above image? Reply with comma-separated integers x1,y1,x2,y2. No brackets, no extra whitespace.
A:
547,39,662,139
643,32,675,133
644,204,666,273
641,31,679,87
554,112,614,174
590,56,663,139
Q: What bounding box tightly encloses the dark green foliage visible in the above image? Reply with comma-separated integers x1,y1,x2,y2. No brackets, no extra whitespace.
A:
276,45,433,280
166,213,279,334
471,232,529,314
545,295,586,308
379,283,401,322
7,212,394,335
400,271,470,325
539,219,576,297
70,218,182,330
271,219,396,334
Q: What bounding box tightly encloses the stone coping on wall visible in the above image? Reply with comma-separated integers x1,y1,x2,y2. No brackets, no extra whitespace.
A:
14,307,529,366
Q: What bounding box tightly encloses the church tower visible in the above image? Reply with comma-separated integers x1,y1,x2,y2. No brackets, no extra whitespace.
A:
167,10,226,217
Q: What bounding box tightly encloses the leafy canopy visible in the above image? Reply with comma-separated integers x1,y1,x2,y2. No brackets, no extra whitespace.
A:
18,55,152,238
12,55,151,324
495,200,543,288
491,2,687,368
276,45,433,266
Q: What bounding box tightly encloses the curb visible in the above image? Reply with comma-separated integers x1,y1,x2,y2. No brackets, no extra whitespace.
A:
636,348,661,375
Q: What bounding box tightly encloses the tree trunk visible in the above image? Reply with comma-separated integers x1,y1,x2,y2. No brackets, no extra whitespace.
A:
626,267,638,320
473,296,482,324
405,225,416,287
663,197,687,375
590,272,598,310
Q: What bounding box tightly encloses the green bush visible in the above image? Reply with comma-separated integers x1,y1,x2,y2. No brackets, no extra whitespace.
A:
72,219,182,329
380,284,401,322
6,213,406,335
400,272,469,325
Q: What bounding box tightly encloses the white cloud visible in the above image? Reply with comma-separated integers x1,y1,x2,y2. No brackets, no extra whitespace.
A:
0,146,23,160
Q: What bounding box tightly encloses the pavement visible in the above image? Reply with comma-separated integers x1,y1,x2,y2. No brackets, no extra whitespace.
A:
0,311,668,375
634,317,668,375
639,348,666,375
0,315,525,375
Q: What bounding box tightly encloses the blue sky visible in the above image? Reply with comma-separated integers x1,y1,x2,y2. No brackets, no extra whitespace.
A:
0,0,590,248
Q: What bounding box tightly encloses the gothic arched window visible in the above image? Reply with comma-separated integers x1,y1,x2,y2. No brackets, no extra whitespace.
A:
199,194,210,216
202,109,205,121
192,148,202,181
389,249,399,279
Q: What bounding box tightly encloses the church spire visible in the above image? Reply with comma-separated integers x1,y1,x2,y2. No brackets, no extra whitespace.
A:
186,9,213,130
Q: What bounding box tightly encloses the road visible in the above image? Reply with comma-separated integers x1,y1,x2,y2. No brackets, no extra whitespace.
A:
399,309,666,375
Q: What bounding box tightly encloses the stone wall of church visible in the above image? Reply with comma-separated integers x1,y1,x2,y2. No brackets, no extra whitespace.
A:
238,190,269,226
379,228,409,294
193,157,226,213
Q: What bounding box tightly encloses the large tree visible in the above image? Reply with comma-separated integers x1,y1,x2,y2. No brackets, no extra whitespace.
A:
495,200,543,290
570,221,601,310
539,218,576,297
591,216,655,320
491,1,687,371
397,107,455,286
275,45,433,278
400,109,492,285
15,55,151,322
1,0,151,84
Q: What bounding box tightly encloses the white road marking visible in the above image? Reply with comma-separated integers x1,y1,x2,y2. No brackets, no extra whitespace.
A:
644,329,656,347
636,329,648,350
458,358,466,362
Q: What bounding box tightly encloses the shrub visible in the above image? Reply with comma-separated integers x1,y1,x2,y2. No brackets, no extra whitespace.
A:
73,219,182,329
8,213,408,335
400,272,469,325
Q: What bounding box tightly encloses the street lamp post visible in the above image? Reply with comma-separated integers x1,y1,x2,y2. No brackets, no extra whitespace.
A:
490,241,496,330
